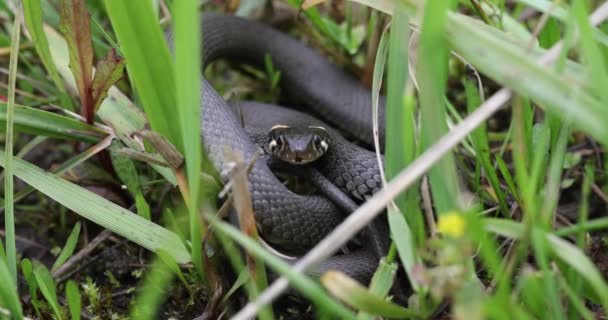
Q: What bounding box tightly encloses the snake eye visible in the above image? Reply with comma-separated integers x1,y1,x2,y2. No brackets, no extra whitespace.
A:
312,135,322,149
275,136,285,149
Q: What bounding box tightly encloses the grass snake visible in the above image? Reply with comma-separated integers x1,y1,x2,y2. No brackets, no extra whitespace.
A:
169,13,389,282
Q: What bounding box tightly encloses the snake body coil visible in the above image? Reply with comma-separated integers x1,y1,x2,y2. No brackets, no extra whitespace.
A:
174,13,388,281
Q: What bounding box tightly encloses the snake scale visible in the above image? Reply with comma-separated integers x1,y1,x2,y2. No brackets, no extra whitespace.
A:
169,13,389,282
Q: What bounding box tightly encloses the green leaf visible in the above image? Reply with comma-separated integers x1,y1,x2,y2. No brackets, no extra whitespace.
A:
4,5,23,288
21,259,38,300
34,263,62,319
417,0,461,214
51,222,82,272
0,150,190,264
103,0,181,150
171,0,204,279
321,270,419,318
388,209,420,291
66,280,82,320
0,103,107,143
0,259,22,319
91,48,126,111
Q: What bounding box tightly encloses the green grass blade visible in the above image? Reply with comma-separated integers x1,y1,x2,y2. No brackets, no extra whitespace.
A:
384,3,411,209
417,0,461,214
0,258,22,319
4,6,22,286
0,150,190,264
34,263,62,319
51,222,82,272
172,0,204,278
103,0,181,150
66,280,82,320
0,103,107,142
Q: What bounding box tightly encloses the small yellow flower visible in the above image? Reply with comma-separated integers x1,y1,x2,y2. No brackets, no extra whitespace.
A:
437,211,466,237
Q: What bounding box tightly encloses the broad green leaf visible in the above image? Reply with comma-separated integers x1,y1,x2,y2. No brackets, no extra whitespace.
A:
51,222,82,272
0,150,190,264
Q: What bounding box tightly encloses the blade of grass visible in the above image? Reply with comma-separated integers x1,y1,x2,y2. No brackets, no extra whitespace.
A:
34,264,62,319
0,150,190,264
383,1,424,294
103,0,181,150
4,5,22,286
51,222,81,272
66,280,81,320
0,135,113,210
0,103,107,142
172,0,204,279
417,0,462,214
0,258,22,319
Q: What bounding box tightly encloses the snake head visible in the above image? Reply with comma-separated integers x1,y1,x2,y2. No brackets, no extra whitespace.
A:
267,125,330,165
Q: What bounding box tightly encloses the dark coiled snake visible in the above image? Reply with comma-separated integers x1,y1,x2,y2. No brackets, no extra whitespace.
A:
169,13,390,283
